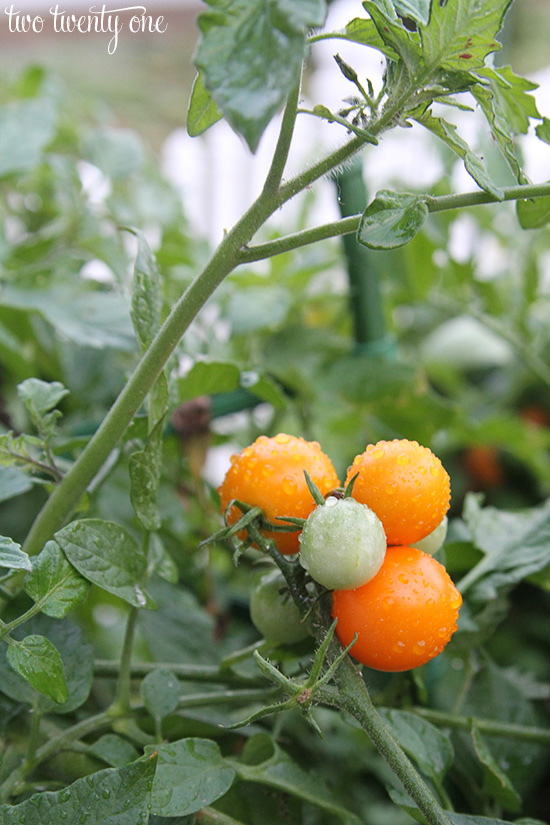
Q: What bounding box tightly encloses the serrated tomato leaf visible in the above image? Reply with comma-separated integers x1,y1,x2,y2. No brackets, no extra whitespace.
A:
0,536,32,571
195,0,327,152
421,0,513,72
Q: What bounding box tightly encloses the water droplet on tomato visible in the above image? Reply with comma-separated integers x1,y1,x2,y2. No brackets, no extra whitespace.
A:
450,592,462,610
282,476,297,495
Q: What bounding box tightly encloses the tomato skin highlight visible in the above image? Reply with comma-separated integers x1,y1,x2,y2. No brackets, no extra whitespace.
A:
218,433,340,555
331,546,462,672
346,439,451,546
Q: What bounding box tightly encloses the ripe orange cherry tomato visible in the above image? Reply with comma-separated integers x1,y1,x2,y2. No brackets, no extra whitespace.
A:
218,433,340,555
346,439,450,546
332,546,462,672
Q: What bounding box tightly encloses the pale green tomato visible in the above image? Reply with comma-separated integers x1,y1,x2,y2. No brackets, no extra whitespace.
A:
299,496,387,590
411,516,448,555
249,570,308,644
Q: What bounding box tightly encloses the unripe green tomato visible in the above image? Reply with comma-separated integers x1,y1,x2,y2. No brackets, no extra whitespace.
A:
298,496,387,590
249,570,308,644
411,516,448,555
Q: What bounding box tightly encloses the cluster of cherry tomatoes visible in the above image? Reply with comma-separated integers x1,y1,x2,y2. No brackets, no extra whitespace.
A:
218,433,462,672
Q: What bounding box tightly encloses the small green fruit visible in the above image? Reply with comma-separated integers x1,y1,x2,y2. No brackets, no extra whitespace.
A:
411,516,448,555
299,496,387,590
250,570,308,644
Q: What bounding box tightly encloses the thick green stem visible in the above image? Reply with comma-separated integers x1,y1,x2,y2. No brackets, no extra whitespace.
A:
196,808,247,825
412,707,550,746
110,606,140,716
94,659,266,687
249,518,452,825
328,658,453,825
240,180,550,263
262,76,301,194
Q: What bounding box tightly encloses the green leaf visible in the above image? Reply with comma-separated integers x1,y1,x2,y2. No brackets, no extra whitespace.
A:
420,0,513,72
129,420,164,532
130,230,162,353
470,82,525,184
54,518,156,609
6,634,68,704
0,754,156,825
377,708,454,783
0,431,44,472
414,110,504,199
187,70,222,137
0,99,57,178
0,287,136,351
23,540,90,618
364,2,423,74
84,126,145,180
15,380,65,418
535,117,550,144
239,371,287,409
228,285,291,334
235,733,363,823
393,0,430,25
475,65,540,135
149,534,178,584
461,494,550,603
149,370,169,426
0,467,32,503
358,190,429,249
87,734,140,768
139,579,217,665
179,360,240,401
449,816,524,825
195,0,326,152
516,195,550,230
140,669,180,721
147,738,235,817
0,536,32,571
0,617,93,714
471,724,522,812
343,17,399,60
